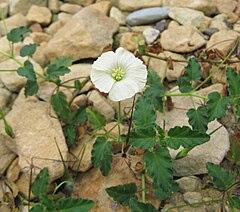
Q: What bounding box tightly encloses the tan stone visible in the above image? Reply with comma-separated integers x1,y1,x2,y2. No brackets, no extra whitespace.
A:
7,158,21,182
30,32,52,44
60,3,82,14
209,20,228,31
48,0,61,13
46,20,65,35
119,32,141,52
57,12,73,24
118,0,161,11
26,5,52,25
87,1,111,15
65,0,94,6
110,7,127,25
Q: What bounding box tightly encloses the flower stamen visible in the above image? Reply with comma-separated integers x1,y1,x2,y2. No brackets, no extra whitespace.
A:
111,67,125,81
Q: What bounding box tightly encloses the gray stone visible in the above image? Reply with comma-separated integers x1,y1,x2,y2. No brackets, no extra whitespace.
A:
143,28,160,44
126,7,170,26
157,84,230,176
9,0,47,15
176,176,202,193
119,0,161,12
44,7,119,62
2,91,68,182
155,21,167,32
203,27,219,36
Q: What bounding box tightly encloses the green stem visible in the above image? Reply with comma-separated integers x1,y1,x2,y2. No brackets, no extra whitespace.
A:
117,101,121,143
0,69,16,72
141,173,146,203
0,107,14,138
163,97,166,132
165,92,208,101
53,181,69,194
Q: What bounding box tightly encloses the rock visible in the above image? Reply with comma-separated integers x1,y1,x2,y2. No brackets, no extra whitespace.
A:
209,20,228,30
48,0,61,13
160,25,206,53
183,192,202,204
69,134,94,172
6,158,21,182
212,0,237,14
0,134,16,175
60,3,82,14
65,0,94,7
156,84,230,176
57,12,73,24
203,27,219,36
206,30,239,56
29,23,43,33
2,91,68,182
176,176,202,193
29,32,51,44
169,7,206,29
15,174,34,199
46,20,65,35
110,7,126,25
119,0,161,12
44,7,119,62
155,21,167,32
0,13,27,36
162,0,217,16
143,28,159,44
9,0,47,15
87,1,111,15
126,7,169,26
73,155,159,211
87,90,115,121
0,88,12,110
73,94,87,107
32,42,48,67
0,2,8,19
120,32,141,52
233,23,240,33
26,5,52,26
210,66,227,84
0,57,43,92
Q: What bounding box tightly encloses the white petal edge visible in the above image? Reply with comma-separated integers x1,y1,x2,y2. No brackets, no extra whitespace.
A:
90,69,115,93
92,51,116,73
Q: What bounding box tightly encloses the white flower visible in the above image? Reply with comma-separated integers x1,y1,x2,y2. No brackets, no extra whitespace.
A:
90,47,148,101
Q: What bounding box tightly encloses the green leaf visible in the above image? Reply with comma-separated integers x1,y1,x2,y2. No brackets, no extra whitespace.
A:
17,60,36,81
175,146,194,159
228,195,240,209
226,66,240,97
187,106,208,133
86,108,106,130
164,126,210,150
206,162,234,190
177,77,192,93
74,80,82,91
206,92,230,121
129,128,156,149
20,44,37,57
30,205,46,212
147,70,161,86
63,124,76,146
129,198,157,212
32,167,49,197
106,183,138,206
25,79,39,96
185,57,202,82
55,198,94,212
74,106,87,125
91,137,112,176
227,137,240,165
143,146,173,196
51,91,73,124
133,96,156,130
51,57,73,67
7,26,31,43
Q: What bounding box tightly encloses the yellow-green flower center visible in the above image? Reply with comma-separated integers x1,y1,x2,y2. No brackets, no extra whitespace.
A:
111,67,125,81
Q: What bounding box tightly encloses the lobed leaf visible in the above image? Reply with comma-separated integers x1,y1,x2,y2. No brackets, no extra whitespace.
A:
228,195,240,209
63,124,76,146
25,80,39,96
187,106,208,133
32,167,49,197
20,44,37,57
177,77,192,93
206,92,230,121
7,26,31,43
17,60,36,81
185,57,202,82
226,67,240,97
30,205,46,212
86,108,106,130
106,183,138,206
74,106,87,125
91,137,112,176
55,198,94,212
206,162,234,190
129,198,157,212
164,126,210,150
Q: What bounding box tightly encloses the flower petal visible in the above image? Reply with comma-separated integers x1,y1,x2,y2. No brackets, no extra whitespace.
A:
92,51,116,73
90,69,115,93
108,78,140,101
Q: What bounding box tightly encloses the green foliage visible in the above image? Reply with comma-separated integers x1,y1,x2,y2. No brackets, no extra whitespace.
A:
106,183,138,206
226,67,240,97
86,107,106,130
63,124,76,146
129,128,156,149
143,146,173,200
164,126,210,150
228,195,240,209
206,92,230,121
206,162,234,190
7,26,31,43
30,205,45,212
51,91,73,124
55,198,94,212
91,137,112,176
133,96,156,130
129,199,157,212
20,44,37,57
184,57,202,82
32,168,49,197
74,106,87,125
177,77,192,93
46,57,72,81
187,106,208,133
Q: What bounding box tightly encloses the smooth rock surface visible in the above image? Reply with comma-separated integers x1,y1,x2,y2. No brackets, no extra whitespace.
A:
143,28,160,44
6,158,21,182
119,0,161,11
110,7,126,25
0,88,12,109
126,7,169,26
44,7,118,61
176,176,202,193
65,0,94,7
0,2,8,19
157,84,230,176
60,3,82,14
160,25,207,53
26,5,52,25
2,91,68,182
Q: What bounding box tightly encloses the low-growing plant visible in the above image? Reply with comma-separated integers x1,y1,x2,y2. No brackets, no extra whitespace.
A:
0,26,240,211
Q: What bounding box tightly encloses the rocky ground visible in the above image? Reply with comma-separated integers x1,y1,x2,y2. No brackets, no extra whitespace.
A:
0,0,240,211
